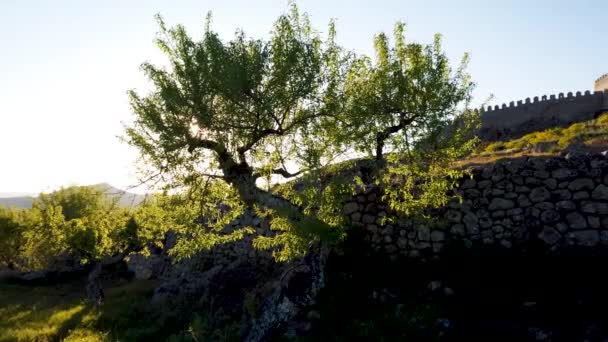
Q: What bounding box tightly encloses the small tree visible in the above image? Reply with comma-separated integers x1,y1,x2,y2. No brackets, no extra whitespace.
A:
126,5,342,205
0,207,25,269
341,22,474,162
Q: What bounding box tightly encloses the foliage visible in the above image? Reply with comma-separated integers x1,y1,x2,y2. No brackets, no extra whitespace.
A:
125,3,342,193
125,3,479,262
0,207,26,269
337,22,474,161
2,185,144,271
133,180,254,261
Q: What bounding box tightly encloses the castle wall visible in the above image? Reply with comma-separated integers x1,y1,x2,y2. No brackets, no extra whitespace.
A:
596,74,608,91
479,90,608,141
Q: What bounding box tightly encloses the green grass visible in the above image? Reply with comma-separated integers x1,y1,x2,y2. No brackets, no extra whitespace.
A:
483,113,608,154
0,280,159,342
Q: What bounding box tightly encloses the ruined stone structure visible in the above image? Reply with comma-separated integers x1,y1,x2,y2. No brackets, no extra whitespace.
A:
479,75,608,141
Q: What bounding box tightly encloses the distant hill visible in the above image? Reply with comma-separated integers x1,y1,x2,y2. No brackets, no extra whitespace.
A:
0,183,148,209
0,196,36,209
91,183,149,208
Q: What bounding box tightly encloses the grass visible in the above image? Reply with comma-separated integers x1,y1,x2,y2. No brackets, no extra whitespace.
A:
461,113,608,166
0,279,159,342
482,113,608,155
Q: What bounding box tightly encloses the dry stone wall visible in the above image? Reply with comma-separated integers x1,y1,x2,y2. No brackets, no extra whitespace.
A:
349,153,608,258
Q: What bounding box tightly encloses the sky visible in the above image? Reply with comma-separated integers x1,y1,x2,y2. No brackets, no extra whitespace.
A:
0,0,606,194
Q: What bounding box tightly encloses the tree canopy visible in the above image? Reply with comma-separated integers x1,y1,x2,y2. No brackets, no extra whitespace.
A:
126,3,479,261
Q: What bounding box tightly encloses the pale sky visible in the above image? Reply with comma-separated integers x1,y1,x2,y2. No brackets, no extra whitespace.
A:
1,0,606,194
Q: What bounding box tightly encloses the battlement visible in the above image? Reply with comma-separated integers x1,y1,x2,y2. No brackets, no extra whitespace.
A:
596,74,608,91
479,89,608,141
481,89,607,113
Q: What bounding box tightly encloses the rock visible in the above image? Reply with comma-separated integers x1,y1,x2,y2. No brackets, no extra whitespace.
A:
588,216,601,229
362,215,375,224
126,253,165,280
446,210,462,223
552,189,572,200
343,202,359,215
517,195,532,207
450,224,465,236
465,189,480,198
573,191,590,200
568,178,595,191
556,222,569,233
552,168,578,180
592,184,608,200
601,230,608,243
556,200,576,211
478,180,492,189
492,210,506,218
569,230,600,247
417,226,431,241
431,230,445,242
500,239,513,248
461,179,476,189
525,177,541,186
566,212,588,230
535,202,555,210
543,178,557,189
538,226,561,245
534,170,550,179
525,207,541,218
351,212,361,222
246,244,329,341
540,210,560,224
529,187,551,203
366,225,378,234
479,216,493,229
581,201,608,215
489,198,515,210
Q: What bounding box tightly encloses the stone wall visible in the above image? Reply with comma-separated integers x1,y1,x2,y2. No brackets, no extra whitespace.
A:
479,90,608,141
596,74,608,91
348,153,608,259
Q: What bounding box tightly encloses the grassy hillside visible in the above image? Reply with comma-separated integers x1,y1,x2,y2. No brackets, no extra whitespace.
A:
0,280,159,342
483,113,608,154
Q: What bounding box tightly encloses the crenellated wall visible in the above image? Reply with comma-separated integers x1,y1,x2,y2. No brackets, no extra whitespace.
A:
479,90,608,141
596,74,608,91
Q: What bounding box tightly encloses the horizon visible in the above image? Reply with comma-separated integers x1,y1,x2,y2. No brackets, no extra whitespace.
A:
1,0,606,194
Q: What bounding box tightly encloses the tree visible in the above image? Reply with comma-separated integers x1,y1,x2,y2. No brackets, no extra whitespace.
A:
126,5,479,260
341,22,474,162
126,4,348,260
36,185,108,221
0,207,25,269
126,5,342,206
